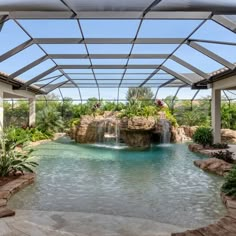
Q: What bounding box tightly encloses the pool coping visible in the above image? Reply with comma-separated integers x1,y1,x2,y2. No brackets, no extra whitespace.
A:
171,146,236,235
0,173,35,217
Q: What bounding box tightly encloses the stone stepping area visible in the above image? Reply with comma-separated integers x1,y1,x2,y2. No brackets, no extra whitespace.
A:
0,173,35,218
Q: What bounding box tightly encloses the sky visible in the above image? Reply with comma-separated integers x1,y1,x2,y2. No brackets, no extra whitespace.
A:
0,18,236,101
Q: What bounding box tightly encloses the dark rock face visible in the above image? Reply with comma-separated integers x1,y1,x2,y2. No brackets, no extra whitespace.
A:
121,130,152,149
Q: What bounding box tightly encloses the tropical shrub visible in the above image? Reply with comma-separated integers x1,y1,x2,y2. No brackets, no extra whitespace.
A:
221,165,236,198
5,127,31,144
37,106,64,133
119,102,158,118
0,137,38,177
126,88,154,105
193,127,213,147
212,150,235,163
221,103,236,130
5,127,52,144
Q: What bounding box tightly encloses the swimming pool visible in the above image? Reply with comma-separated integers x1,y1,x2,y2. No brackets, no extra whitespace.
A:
8,137,226,228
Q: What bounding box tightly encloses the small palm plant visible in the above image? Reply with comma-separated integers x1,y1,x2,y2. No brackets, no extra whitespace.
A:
37,106,64,134
0,136,38,177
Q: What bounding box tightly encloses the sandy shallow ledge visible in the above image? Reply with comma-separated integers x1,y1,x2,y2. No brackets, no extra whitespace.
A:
0,210,187,236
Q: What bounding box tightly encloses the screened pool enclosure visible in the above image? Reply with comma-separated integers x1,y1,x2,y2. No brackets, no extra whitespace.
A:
0,0,236,142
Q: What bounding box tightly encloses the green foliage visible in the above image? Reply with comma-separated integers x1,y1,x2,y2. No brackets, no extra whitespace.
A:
126,88,154,104
4,100,29,127
0,137,38,177
5,127,52,143
221,103,236,130
119,101,159,118
221,165,236,198
174,100,210,127
212,150,235,164
193,127,213,147
101,101,125,112
69,118,80,128
163,108,178,127
37,106,64,133
211,143,229,149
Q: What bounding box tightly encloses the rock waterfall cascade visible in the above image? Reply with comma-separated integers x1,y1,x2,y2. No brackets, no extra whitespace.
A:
159,119,171,144
96,118,120,146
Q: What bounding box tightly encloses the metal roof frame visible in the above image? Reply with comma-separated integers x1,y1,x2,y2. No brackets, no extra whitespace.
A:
0,0,235,101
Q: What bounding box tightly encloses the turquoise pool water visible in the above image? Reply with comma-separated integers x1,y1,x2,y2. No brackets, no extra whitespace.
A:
9,138,226,228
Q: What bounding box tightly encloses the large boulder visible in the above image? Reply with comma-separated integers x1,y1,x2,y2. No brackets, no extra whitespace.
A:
75,115,97,143
221,129,236,144
194,158,233,176
171,126,197,143
127,116,156,131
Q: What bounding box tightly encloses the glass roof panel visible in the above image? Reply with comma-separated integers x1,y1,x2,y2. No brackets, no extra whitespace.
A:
125,69,155,74
87,44,131,54
123,74,150,79
95,74,122,79
38,71,62,82
128,59,164,65
18,59,55,81
41,44,87,54
197,42,236,63
191,20,236,42
164,59,193,74
75,80,95,84
80,20,140,38
0,20,30,55
91,59,127,65
64,69,93,74
93,69,124,74
0,45,45,74
174,45,223,73
69,74,94,79
19,20,82,38
54,59,91,65
139,20,202,38
132,44,178,54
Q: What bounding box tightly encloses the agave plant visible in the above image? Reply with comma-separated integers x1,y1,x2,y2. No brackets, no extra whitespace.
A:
0,137,38,177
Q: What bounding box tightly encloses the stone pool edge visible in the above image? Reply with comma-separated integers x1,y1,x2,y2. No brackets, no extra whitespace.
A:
171,145,236,235
0,173,35,218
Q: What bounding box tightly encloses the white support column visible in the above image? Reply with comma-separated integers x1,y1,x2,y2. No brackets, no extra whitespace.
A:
29,98,36,127
211,88,221,144
0,89,3,132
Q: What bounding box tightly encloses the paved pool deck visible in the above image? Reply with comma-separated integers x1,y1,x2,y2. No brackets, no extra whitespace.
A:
0,210,186,236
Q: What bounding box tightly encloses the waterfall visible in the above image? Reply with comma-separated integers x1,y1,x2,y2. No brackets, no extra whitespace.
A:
160,119,171,143
96,118,120,146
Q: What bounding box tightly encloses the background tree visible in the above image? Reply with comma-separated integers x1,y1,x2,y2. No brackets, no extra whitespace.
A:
126,87,154,104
